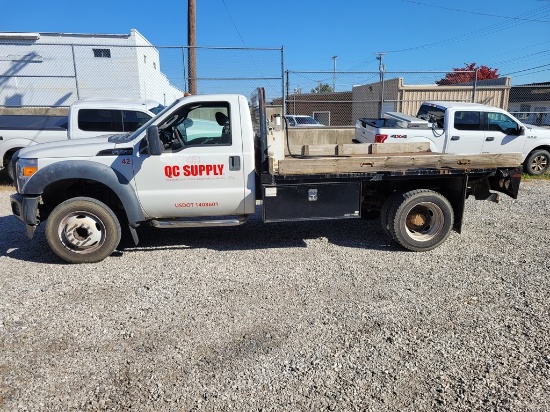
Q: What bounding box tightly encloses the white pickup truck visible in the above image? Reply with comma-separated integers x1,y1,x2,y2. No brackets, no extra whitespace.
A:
354,101,550,175
0,98,163,180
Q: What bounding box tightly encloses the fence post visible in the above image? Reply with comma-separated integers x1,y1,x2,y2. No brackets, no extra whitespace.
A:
379,70,385,118
472,69,478,103
285,70,290,117
71,45,80,100
181,46,187,94
281,46,286,116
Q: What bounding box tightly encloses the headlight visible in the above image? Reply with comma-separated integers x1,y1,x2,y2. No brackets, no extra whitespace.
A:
16,158,38,192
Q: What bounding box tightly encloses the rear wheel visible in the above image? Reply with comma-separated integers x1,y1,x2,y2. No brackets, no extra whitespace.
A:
45,197,121,264
523,149,549,175
387,189,454,252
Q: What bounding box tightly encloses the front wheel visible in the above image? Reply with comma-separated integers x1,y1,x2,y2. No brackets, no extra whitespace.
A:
387,189,454,252
45,197,121,264
523,149,550,175
7,161,14,183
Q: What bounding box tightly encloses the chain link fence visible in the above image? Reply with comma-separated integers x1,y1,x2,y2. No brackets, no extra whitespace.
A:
282,70,550,127
1,39,548,127
0,42,284,109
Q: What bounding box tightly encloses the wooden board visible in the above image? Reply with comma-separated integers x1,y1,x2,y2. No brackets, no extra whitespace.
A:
287,142,431,156
370,142,431,154
273,152,522,175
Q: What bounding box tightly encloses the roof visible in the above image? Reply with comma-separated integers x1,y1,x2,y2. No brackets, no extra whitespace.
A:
70,98,162,111
509,83,550,103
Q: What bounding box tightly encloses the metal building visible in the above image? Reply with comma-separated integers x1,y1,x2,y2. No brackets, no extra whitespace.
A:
0,29,183,107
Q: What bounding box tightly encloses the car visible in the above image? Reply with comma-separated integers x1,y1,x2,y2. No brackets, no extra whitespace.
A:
284,115,324,127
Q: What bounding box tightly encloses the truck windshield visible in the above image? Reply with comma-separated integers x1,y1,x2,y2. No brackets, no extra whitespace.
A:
417,104,445,128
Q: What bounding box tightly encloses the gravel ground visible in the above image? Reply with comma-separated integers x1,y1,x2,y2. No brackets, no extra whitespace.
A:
0,181,549,411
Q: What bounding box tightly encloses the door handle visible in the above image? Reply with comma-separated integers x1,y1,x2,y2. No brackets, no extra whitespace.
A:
229,156,241,171
451,136,460,141
485,136,495,141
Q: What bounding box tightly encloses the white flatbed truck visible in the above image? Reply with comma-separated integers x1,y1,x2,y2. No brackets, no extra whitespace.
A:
10,88,522,263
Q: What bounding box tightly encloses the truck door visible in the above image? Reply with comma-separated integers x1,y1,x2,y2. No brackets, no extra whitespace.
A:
132,99,246,218
444,111,485,153
482,112,526,154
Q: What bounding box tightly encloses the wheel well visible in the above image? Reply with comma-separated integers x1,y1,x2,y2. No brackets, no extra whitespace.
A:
3,148,20,167
40,179,127,224
362,177,464,206
362,176,466,231
526,145,550,159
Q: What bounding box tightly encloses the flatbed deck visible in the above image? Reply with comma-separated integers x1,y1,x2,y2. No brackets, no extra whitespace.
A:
270,143,522,175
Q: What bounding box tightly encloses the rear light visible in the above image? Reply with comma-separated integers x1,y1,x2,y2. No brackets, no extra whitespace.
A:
375,134,388,143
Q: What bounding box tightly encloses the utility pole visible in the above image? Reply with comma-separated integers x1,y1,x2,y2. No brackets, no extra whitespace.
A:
332,55,337,91
376,52,386,82
376,52,387,117
188,0,197,94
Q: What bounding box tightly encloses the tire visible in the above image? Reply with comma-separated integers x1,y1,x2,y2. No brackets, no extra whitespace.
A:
387,189,454,252
45,197,121,264
523,149,550,176
7,162,14,183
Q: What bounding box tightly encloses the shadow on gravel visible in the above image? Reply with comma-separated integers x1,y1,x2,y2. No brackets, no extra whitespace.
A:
1,205,398,264
114,207,397,258
0,214,63,264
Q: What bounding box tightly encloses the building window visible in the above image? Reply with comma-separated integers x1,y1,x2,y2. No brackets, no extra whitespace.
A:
93,48,111,58
313,111,330,126
518,104,531,120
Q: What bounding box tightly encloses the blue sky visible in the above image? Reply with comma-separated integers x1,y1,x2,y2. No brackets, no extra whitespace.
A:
2,0,550,90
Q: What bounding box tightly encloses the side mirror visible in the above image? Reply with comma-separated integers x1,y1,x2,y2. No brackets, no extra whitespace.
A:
146,125,162,156
519,126,525,136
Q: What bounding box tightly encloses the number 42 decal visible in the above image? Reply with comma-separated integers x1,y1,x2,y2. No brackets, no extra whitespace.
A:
121,158,131,165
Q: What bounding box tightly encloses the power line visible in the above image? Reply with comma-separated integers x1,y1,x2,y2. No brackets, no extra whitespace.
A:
220,0,247,47
342,4,550,70
513,69,550,78
386,4,550,53
402,0,550,22
502,63,550,76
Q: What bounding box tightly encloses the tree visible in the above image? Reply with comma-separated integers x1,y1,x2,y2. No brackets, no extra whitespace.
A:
311,83,334,93
436,62,499,85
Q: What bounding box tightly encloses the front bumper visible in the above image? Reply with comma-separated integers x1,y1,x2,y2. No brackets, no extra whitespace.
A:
10,193,41,238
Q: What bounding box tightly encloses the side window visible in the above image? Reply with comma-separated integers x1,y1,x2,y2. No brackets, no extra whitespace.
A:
454,111,481,131
181,105,230,145
158,102,231,151
487,112,519,134
122,110,151,131
78,109,122,132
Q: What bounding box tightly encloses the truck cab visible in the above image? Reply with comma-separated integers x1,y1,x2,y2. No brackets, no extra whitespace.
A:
418,102,527,155
10,93,258,259
130,94,257,218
